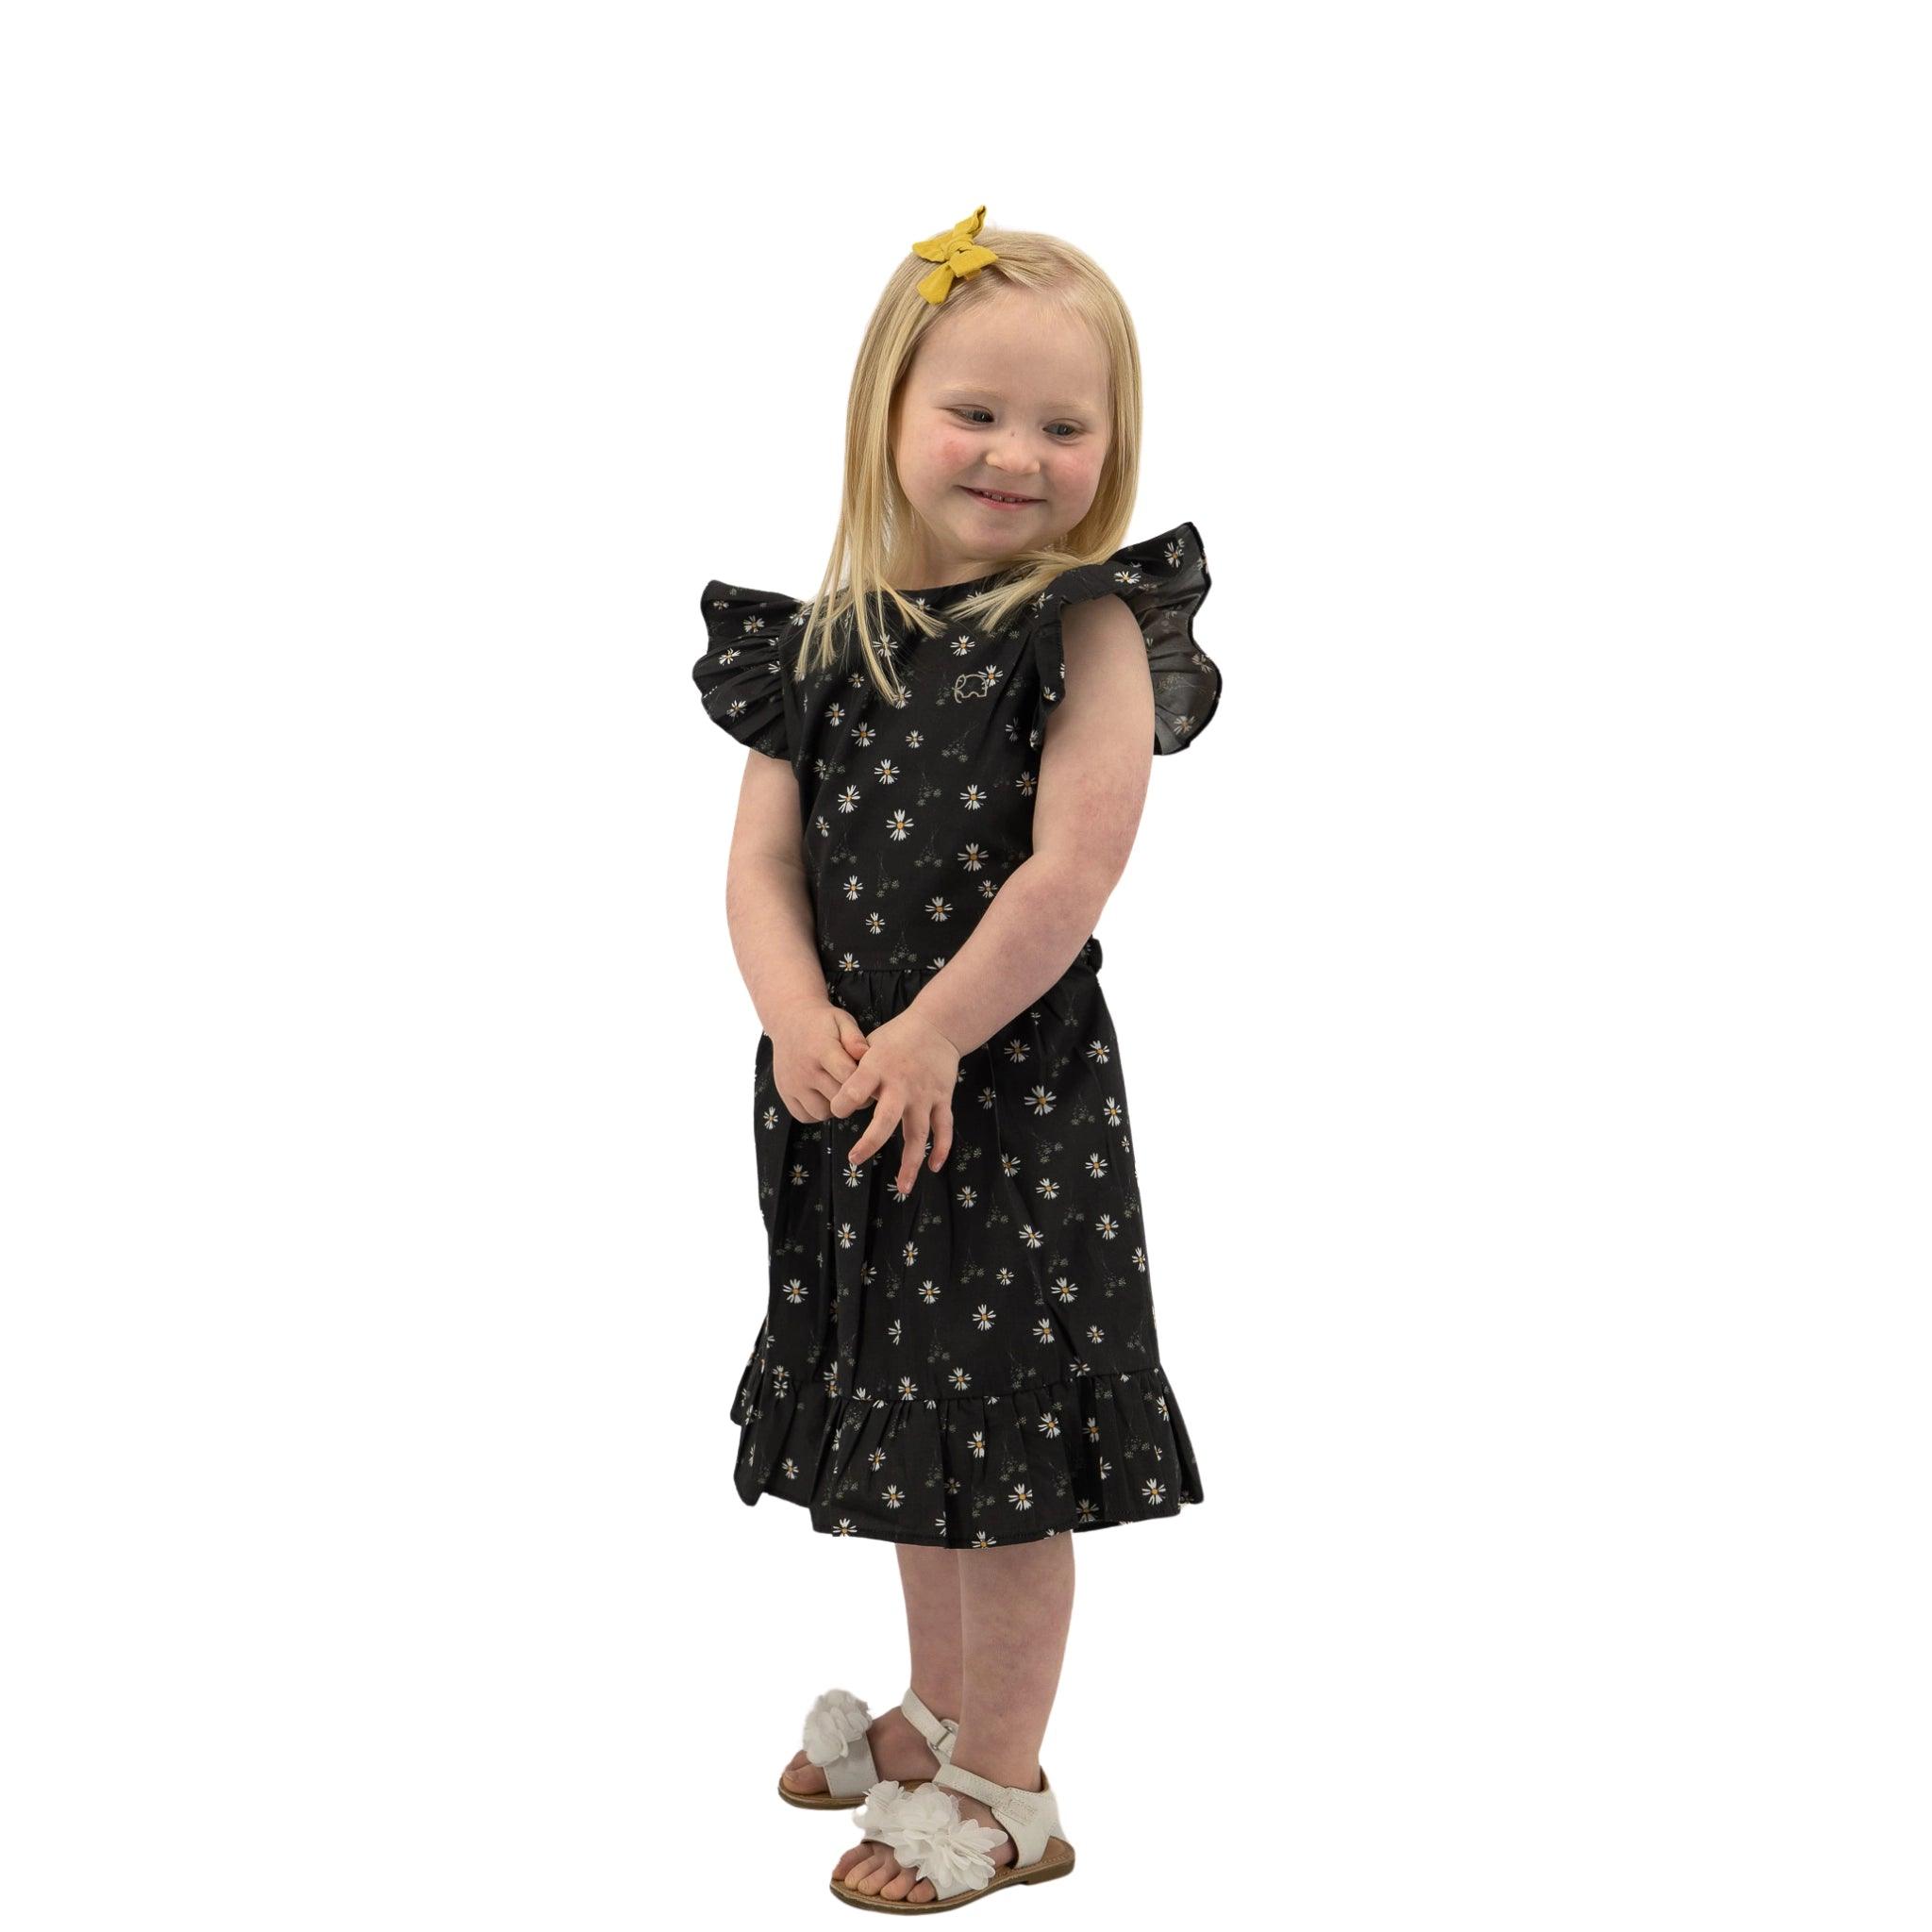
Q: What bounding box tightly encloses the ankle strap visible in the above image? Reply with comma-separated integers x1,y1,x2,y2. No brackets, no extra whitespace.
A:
900,1689,960,1757
930,1760,1059,1869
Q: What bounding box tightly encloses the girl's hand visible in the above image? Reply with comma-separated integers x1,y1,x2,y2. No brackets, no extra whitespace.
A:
768,996,871,1123
830,1008,960,1195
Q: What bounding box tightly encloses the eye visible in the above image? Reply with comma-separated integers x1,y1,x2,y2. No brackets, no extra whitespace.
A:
950,408,1083,439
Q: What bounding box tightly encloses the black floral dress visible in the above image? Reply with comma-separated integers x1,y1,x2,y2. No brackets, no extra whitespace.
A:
691,523,1222,1548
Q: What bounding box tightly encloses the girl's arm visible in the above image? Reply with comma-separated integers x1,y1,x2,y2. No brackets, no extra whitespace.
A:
724,751,833,1033
724,749,871,1122
905,592,1156,1058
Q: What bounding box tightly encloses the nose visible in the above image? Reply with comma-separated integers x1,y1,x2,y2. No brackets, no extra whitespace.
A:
986,440,1043,483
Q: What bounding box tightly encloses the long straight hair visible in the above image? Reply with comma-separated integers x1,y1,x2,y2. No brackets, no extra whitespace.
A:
791,221,1146,705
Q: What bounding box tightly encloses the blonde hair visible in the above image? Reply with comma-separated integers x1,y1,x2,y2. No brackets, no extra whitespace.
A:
790,220,1145,705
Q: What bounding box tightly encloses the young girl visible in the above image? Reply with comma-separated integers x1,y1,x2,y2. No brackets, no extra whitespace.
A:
691,205,1222,1910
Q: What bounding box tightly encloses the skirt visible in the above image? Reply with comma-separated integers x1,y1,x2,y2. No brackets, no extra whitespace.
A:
728,935,1206,1548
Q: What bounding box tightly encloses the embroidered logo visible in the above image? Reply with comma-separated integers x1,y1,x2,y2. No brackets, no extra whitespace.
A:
952,666,999,703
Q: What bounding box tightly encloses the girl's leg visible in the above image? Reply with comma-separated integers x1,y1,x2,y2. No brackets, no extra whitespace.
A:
779,1546,963,1795
834,1532,1075,1902
899,1541,967,1719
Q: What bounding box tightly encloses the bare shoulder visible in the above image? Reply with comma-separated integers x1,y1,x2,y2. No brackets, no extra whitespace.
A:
1058,590,1140,650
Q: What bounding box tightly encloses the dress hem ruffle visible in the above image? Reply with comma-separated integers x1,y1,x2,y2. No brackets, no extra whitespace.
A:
728,1350,1205,1550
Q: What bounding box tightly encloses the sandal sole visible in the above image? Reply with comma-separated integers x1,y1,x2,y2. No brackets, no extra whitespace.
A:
827,1841,1075,1910
777,1776,936,1810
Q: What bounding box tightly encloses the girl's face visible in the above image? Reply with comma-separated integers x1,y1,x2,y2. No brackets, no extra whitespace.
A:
889,290,1111,589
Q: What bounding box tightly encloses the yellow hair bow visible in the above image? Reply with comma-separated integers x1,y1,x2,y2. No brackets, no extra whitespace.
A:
911,205,999,306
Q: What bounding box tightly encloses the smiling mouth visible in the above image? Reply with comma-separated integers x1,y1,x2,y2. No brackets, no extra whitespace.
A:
963,487,1040,505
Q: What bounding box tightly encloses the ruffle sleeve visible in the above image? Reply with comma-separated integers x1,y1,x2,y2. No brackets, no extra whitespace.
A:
1031,522,1220,756
692,579,800,760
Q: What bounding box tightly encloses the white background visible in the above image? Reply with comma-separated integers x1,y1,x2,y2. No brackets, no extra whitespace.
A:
4,3,1926,1925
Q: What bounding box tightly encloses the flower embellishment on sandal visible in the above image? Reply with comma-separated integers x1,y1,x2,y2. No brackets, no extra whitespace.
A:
853,1780,1008,1894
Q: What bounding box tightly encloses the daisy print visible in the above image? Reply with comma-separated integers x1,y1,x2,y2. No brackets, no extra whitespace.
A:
696,524,1220,1548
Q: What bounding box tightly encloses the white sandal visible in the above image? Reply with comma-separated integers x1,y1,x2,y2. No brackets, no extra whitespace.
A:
778,1687,961,1809
829,1757,1075,1910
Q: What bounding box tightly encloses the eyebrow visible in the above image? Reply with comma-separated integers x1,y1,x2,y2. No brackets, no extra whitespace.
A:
932,386,1100,414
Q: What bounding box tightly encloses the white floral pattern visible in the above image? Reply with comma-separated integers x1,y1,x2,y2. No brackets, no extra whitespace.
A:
692,526,1220,1547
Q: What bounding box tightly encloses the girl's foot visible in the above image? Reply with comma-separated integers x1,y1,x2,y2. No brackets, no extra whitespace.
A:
830,1777,1033,1904
779,1703,948,1800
